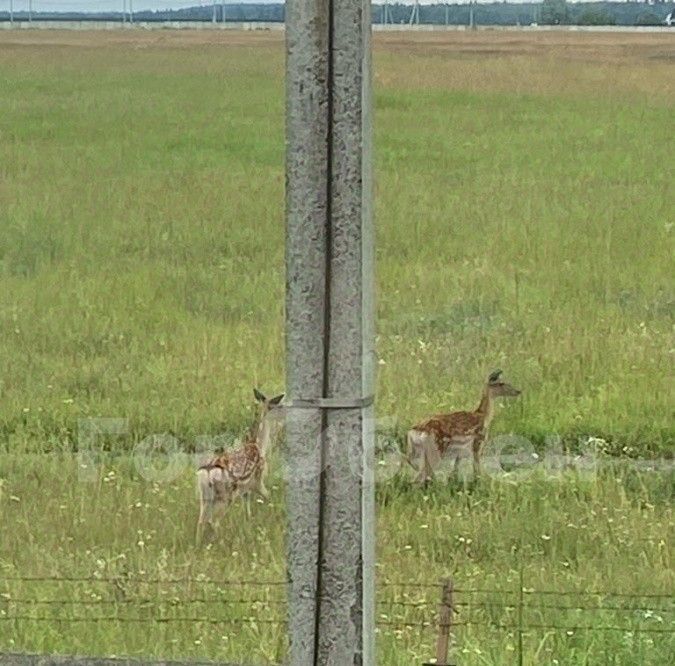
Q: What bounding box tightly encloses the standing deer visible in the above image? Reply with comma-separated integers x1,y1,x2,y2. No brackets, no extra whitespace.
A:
196,388,284,540
403,370,521,483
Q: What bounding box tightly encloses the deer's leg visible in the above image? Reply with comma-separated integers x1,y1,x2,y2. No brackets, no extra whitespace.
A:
244,467,268,507
413,436,430,484
398,433,409,474
255,463,270,501
198,469,234,544
424,453,435,484
426,436,441,480
242,487,256,518
472,437,484,477
400,431,417,474
416,435,439,485
414,451,429,485
196,469,215,544
453,452,461,476
210,484,231,530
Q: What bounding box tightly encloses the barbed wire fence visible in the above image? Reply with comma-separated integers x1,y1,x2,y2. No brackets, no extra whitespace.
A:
1,574,673,665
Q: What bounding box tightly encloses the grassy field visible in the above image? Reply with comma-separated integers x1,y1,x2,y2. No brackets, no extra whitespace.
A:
0,30,674,664
1,455,673,664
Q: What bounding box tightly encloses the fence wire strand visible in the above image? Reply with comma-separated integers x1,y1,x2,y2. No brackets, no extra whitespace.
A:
1,575,673,640
1,575,286,587
3,598,288,607
379,599,674,613
4,576,671,600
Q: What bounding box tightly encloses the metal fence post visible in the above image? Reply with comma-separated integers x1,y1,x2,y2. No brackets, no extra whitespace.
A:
286,0,374,664
424,579,455,666
518,565,524,666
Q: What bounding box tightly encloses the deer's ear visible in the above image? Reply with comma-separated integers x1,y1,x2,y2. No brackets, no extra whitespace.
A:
254,388,266,403
270,394,285,406
488,369,503,383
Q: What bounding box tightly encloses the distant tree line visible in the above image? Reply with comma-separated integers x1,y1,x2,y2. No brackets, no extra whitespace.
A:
376,1,674,26
1,2,673,27
537,0,672,25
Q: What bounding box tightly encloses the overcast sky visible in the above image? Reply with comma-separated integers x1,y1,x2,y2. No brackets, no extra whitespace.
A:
5,0,627,13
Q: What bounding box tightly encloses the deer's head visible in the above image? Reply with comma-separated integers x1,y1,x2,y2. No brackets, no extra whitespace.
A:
486,369,521,398
253,388,285,423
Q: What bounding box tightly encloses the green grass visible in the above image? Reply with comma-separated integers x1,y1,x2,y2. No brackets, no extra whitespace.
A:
0,31,673,665
0,35,672,454
1,456,673,664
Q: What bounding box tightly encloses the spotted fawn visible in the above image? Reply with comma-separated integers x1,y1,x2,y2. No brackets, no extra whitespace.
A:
196,388,284,540
404,369,521,482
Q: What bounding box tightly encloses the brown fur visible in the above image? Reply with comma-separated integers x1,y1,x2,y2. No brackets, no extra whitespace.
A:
199,441,265,490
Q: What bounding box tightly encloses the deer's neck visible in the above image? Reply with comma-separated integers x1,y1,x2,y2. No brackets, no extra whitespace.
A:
256,416,273,456
475,389,495,428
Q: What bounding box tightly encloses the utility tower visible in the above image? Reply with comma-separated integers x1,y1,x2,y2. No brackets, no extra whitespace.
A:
408,0,420,25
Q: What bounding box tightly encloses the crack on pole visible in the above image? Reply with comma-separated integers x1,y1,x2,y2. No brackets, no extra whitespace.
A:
313,1,335,663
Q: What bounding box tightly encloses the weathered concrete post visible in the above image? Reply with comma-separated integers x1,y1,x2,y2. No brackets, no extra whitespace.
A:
285,0,374,664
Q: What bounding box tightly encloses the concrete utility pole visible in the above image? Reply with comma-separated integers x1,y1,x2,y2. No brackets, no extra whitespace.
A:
9,0,13,26
285,0,375,663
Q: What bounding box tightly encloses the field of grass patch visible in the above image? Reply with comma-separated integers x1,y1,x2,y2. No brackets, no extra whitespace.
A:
0,30,673,664
1,455,673,664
